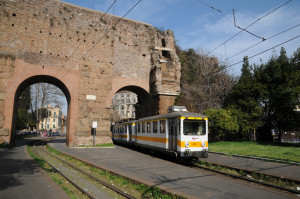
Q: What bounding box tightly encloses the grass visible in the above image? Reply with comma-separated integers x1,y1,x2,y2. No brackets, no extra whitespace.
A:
209,141,300,163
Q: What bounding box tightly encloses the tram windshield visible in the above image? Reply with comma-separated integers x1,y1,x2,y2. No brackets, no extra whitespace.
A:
183,120,206,135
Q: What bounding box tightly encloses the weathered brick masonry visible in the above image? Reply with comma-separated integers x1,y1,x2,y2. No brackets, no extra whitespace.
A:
0,0,181,146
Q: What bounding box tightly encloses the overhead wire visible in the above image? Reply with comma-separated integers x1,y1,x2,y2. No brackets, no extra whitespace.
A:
55,0,118,77
59,0,142,79
225,34,300,69
225,23,300,61
207,0,292,55
195,0,234,24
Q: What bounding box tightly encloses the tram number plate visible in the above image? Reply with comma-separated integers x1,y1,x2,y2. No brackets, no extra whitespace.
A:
191,142,201,147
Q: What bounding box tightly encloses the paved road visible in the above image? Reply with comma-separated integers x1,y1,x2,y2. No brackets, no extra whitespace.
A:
50,138,296,199
0,138,70,199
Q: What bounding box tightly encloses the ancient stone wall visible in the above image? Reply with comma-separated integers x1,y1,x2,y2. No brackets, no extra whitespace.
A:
0,0,181,146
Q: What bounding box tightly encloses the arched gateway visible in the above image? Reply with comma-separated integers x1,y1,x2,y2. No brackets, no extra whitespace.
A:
0,0,181,146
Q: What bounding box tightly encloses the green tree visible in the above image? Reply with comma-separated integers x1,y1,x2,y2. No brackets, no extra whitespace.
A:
16,87,32,130
204,108,239,141
226,57,263,140
256,47,300,141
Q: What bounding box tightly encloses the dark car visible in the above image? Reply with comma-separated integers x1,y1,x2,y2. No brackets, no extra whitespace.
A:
53,132,60,136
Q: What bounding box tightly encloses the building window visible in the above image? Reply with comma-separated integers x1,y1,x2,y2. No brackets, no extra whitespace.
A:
53,118,55,122
53,124,55,128
54,112,56,116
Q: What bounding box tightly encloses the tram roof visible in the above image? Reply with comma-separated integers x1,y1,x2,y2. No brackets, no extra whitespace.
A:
135,111,208,123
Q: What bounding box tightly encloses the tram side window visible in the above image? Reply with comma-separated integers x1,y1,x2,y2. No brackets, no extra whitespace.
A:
136,123,139,134
153,121,158,133
142,123,145,133
160,120,166,133
147,122,151,133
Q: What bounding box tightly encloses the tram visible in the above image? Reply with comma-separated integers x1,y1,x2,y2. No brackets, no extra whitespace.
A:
112,106,208,158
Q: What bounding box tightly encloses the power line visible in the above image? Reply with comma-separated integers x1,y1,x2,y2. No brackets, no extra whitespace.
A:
226,23,300,61
59,0,142,79
225,34,300,69
55,0,117,77
232,9,265,40
207,0,292,55
195,0,233,24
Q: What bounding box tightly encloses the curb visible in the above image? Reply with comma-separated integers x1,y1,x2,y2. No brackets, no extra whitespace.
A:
208,151,300,166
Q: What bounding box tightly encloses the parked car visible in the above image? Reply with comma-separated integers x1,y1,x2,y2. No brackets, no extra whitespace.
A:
53,132,60,136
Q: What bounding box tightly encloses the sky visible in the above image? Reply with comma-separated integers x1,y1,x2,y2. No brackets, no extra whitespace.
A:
62,0,300,76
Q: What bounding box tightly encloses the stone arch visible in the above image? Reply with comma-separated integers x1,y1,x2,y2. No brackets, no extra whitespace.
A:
2,59,79,146
106,77,154,119
117,86,154,119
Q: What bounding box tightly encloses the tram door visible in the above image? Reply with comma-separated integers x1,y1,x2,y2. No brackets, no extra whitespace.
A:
168,119,177,151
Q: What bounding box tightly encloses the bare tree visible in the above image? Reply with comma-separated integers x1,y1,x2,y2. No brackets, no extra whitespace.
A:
30,83,66,131
175,48,235,113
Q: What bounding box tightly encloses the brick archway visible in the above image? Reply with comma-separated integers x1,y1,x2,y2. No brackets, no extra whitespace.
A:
2,58,79,146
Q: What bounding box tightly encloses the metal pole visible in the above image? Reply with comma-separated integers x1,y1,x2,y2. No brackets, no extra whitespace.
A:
93,128,95,147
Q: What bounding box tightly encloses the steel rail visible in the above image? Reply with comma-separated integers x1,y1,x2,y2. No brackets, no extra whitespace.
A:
41,145,136,199
32,139,136,199
191,160,300,195
32,140,97,199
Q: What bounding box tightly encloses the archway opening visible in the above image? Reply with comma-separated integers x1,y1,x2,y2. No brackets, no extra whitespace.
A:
111,86,154,122
11,75,70,145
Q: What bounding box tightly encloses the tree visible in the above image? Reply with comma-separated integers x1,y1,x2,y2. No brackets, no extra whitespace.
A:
30,83,65,131
175,47,234,112
16,87,34,130
204,108,239,141
256,47,300,141
226,57,263,140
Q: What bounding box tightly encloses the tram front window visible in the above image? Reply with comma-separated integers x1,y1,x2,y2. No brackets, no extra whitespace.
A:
183,120,206,135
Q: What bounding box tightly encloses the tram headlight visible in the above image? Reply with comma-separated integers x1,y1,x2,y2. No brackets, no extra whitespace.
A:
201,142,206,147
185,142,190,148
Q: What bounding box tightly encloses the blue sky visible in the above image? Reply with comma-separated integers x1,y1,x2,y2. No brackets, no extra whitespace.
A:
62,0,300,76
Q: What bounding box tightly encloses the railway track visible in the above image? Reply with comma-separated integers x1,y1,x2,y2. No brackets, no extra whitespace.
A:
190,159,300,195
32,139,136,199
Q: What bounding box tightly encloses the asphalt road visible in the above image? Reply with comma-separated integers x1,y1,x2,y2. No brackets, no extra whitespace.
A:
51,138,296,199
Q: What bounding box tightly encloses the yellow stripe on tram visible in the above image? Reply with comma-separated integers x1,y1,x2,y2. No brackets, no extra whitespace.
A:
137,136,167,143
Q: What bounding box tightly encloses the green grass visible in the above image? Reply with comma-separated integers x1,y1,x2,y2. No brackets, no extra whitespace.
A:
209,141,300,163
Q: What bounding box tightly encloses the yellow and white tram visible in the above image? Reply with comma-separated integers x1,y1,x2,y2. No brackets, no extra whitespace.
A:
112,107,208,158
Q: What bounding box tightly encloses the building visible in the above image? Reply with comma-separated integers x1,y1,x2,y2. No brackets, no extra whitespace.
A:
39,105,64,132
112,91,137,120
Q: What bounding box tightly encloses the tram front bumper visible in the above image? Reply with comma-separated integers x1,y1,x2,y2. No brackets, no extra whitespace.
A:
182,149,208,158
